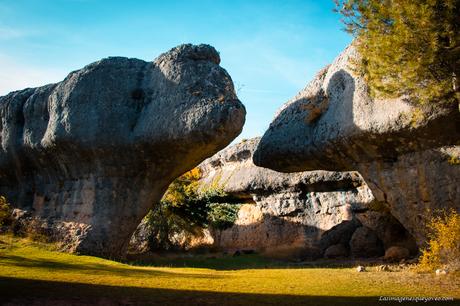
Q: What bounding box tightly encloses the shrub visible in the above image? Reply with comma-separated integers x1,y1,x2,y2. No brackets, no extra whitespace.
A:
207,203,241,231
141,168,243,251
0,196,12,228
418,209,460,272
26,219,53,244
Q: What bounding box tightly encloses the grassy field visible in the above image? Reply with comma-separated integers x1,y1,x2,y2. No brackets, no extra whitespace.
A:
0,235,459,305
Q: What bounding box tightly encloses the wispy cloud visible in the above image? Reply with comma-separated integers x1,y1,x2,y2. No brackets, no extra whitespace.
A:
0,26,26,39
0,54,66,96
260,49,310,89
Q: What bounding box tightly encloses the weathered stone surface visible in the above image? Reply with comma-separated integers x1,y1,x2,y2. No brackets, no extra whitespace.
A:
0,44,245,257
198,137,375,254
128,217,152,254
357,146,459,245
253,45,460,245
318,218,362,253
212,204,319,257
349,226,384,258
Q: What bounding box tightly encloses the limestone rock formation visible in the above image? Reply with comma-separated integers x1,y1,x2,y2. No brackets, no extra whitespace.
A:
0,44,246,257
198,137,375,256
253,45,460,245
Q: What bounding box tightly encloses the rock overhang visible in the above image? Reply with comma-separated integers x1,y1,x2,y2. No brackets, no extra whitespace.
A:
253,46,460,172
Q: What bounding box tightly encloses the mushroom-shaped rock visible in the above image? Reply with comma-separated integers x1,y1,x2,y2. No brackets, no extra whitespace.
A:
0,44,245,258
254,46,460,246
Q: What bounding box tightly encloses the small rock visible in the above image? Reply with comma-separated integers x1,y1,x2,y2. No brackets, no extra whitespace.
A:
356,265,366,272
435,269,448,276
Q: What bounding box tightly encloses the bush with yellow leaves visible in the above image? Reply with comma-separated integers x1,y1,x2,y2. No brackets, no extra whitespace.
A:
418,209,460,272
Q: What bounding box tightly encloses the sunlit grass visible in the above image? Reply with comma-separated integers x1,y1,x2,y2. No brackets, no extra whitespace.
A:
0,234,458,305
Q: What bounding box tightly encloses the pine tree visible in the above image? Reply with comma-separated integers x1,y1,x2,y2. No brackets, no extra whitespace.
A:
335,0,460,105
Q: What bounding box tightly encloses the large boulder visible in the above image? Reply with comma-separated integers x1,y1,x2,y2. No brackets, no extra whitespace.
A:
318,218,362,253
253,46,460,246
0,44,246,258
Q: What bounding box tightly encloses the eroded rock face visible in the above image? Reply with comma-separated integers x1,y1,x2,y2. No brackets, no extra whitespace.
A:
254,46,460,245
0,44,245,257
198,137,375,255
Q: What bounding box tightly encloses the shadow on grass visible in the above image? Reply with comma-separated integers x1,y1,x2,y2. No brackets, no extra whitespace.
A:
128,253,396,271
128,253,281,270
2,276,455,306
1,255,223,279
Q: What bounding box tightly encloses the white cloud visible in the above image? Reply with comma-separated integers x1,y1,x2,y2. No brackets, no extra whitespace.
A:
0,54,66,96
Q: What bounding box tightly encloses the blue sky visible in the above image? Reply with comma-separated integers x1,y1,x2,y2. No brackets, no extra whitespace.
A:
0,0,351,141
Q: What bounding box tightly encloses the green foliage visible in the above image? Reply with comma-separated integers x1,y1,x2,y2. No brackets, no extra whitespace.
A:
143,201,205,251
419,209,460,272
335,0,460,105
142,168,243,250
0,196,12,227
207,203,242,230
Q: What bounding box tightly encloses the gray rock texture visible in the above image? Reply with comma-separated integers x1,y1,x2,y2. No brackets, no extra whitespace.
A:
253,45,460,245
0,44,245,257
198,137,375,255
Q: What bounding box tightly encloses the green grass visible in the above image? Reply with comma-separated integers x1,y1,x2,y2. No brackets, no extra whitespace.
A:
0,235,459,305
